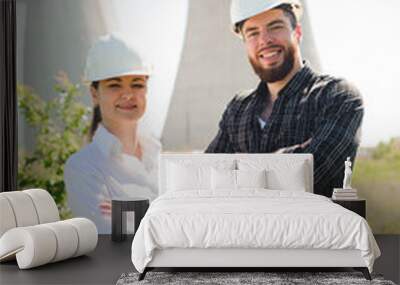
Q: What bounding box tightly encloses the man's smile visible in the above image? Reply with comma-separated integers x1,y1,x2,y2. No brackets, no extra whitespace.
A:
258,47,283,65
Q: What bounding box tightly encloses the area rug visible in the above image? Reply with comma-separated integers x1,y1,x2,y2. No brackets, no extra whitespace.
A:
116,271,396,285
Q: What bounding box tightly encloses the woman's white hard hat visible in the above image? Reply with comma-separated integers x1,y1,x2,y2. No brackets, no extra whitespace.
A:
230,0,303,34
84,34,151,82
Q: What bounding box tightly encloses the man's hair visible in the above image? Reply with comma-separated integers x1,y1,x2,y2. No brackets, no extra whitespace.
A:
236,4,298,35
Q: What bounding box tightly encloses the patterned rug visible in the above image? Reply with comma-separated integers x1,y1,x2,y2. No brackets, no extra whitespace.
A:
116,271,396,285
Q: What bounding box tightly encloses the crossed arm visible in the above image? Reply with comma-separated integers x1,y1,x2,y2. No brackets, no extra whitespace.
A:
206,82,364,193
275,84,364,190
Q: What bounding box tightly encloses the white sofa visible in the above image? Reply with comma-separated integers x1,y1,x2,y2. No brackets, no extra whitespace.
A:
0,189,98,269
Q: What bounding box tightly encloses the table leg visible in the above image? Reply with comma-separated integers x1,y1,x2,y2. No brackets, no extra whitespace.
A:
112,201,123,241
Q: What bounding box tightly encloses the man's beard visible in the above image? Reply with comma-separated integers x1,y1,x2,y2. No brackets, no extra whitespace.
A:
249,44,295,83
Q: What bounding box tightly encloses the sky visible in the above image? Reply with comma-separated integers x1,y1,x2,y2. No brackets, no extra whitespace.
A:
307,0,400,147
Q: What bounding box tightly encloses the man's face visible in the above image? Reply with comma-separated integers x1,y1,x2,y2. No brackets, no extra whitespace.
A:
242,9,302,83
91,75,148,125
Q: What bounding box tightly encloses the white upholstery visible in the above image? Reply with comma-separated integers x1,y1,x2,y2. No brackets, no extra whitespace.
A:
64,218,98,257
160,154,313,194
236,169,267,189
42,221,79,262
238,159,310,191
211,168,236,190
165,158,235,192
0,196,17,237
211,169,268,190
23,188,60,223
0,189,98,269
167,163,212,191
1,191,41,227
148,248,366,268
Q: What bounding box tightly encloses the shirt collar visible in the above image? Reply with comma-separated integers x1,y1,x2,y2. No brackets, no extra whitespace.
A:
92,124,123,158
92,124,161,160
278,61,315,97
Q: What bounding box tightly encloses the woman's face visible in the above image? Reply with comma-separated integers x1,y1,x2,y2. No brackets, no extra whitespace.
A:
91,75,148,125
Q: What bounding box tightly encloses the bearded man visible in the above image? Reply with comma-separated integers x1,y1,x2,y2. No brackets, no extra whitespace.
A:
206,0,364,197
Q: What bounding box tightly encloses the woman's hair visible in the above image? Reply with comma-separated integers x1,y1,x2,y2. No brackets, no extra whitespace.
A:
89,81,101,141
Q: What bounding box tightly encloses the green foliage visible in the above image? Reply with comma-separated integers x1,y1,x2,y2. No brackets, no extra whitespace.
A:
353,138,400,234
372,138,400,161
17,72,91,219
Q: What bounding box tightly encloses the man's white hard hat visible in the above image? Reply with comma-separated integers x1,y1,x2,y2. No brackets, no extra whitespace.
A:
230,0,303,34
84,34,151,82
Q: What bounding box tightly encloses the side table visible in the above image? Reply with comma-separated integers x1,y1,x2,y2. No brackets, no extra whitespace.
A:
332,198,366,218
112,198,149,242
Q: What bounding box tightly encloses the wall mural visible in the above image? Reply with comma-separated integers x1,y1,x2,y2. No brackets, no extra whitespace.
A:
16,0,399,234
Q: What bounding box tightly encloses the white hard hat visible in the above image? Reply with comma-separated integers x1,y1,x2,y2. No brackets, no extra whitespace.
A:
230,0,303,34
84,34,151,82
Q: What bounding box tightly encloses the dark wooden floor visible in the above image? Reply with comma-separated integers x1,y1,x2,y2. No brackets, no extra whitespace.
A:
0,236,134,285
0,235,398,285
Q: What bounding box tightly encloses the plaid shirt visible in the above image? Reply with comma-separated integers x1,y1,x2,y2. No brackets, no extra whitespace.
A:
206,64,364,197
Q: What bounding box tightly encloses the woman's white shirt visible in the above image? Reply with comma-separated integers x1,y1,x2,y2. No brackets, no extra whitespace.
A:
64,124,161,234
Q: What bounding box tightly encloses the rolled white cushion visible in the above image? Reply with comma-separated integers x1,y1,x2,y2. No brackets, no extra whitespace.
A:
0,218,97,269
0,195,17,237
23,189,59,223
0,226,57,269
64,218,98,257
0,192,39,227
0,189,59,238
42,221,79,262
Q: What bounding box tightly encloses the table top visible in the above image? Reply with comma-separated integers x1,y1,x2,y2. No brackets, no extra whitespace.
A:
112,198,149,202
331,198,366,202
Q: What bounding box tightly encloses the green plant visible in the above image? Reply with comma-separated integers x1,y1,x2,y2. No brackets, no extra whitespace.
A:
353,138,400,234
17,72,91,219
372,138,400,161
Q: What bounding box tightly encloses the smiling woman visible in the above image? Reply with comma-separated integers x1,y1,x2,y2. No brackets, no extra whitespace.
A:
63,34,161,234
89,76,148,149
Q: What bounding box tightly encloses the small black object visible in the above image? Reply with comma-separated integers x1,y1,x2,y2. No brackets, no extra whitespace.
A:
138,267,150,281
332,199,366,218
112,198,149,242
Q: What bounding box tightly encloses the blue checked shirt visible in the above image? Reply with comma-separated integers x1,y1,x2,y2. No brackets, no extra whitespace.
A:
206,64,364,197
